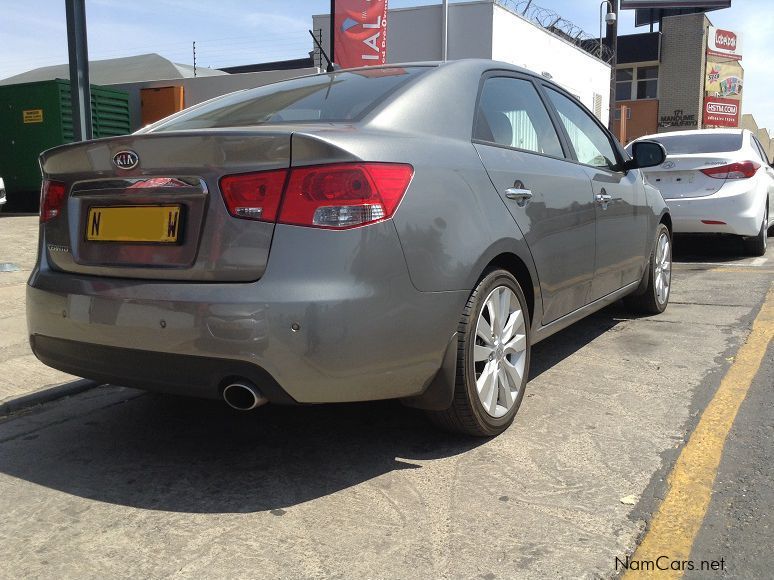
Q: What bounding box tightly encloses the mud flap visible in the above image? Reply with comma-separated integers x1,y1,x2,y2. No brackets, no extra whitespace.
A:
401,332,458,411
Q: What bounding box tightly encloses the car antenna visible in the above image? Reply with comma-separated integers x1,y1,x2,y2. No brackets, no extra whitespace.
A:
309,30,336,73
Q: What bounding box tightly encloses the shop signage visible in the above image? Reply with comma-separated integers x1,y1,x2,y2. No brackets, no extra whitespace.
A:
707,26,742,60
334,0,389,69
659,109,697,128
705,60,743,97
703,97,740,127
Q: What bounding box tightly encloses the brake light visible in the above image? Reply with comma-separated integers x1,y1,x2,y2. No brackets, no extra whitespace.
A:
701,161,760,180
219,169,288,221
219,163,414,229
279,163,413,229
40,180,67,223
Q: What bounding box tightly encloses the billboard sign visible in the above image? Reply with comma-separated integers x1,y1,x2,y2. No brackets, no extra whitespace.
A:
703,96,740,127
705,60,743,96
621,1,730,8
333,0,389,69
707,26,742,60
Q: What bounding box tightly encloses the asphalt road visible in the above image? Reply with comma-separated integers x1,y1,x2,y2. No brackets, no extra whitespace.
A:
685,339,773,580
0,235,771,579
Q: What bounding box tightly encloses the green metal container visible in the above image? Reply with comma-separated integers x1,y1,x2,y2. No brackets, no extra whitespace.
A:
0,79,131,210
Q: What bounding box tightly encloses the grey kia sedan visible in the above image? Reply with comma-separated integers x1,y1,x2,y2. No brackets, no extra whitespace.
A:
27,60,671,436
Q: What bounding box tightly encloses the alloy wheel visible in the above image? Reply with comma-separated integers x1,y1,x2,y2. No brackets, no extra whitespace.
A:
654,231,672,305
473,286,527,418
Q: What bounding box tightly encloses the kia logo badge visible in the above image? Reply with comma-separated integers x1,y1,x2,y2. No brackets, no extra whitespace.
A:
113,150,139,170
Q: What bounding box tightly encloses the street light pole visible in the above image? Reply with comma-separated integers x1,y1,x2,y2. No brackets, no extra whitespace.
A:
599,1,612,57
65,0,92,141
604,0,619,130
441,0,449,61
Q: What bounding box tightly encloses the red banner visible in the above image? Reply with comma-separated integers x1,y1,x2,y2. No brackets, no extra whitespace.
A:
703,96,740,128
333,0,389,69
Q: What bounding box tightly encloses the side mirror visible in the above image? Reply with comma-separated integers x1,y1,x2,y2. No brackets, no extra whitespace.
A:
623,140,667,171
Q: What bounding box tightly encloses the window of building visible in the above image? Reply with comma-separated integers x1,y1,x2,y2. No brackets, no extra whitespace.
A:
636,66,659,99
616,68,633,101
616,65,659,102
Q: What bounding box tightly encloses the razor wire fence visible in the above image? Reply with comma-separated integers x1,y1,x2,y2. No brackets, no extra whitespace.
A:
495,0,615,63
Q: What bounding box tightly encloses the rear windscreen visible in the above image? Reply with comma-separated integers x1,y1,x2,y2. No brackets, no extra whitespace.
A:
648,133,743,155
149,67,430,132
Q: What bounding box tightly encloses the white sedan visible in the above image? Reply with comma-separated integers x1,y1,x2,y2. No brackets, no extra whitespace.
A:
628,129,773,256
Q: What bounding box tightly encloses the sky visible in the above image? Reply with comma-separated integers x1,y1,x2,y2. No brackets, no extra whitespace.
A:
0,0,771,128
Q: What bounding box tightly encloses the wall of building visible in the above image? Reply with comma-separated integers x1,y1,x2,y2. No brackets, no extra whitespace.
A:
613,99,659,143
657,13,709,133
109,68,318,131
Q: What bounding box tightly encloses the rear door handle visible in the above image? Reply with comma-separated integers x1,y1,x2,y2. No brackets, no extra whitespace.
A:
505,188,533,206
595,193,613,203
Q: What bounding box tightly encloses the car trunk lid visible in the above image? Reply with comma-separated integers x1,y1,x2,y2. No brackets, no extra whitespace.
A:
39,130,290,282
642,154,733,199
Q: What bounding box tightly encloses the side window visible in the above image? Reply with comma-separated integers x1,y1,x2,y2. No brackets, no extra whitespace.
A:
474,77,564,158
545,87,619,170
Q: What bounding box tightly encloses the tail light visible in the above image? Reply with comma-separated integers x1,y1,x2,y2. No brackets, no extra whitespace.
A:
280,163,413,228
701,161,760,180
220,169,287,221
40,180,67,223
220,163,413,229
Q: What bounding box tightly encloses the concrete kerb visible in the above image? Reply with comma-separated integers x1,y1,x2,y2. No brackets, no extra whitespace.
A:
0,379,102,417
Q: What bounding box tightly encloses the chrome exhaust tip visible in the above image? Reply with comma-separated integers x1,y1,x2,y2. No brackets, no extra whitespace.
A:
222,381,268,411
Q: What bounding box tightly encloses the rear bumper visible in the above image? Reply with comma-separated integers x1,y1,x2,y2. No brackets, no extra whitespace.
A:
30,335,297,403
27,222,466,403
665,181,765,236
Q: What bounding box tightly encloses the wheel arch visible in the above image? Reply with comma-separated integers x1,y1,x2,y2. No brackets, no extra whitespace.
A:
403,248,540,412
481,252,536,327
660,211,672,234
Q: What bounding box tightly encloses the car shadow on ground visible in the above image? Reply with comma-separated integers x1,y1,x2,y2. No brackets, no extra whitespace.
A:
0,392,486,514
672,233,753,263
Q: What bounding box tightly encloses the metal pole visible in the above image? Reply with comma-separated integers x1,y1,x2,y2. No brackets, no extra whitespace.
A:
599,1,611,58
330,0,336,65
605,0,619,130
441,0,449,61
65,0,92,141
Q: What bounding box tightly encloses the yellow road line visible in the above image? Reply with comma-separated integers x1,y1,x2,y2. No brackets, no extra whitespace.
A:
623,283,774,578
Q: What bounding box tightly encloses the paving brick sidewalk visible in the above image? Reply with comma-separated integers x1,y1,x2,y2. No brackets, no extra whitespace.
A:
0,215,74,406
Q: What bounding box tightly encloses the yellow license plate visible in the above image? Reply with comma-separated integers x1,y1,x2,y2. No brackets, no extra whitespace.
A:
86,205,182,243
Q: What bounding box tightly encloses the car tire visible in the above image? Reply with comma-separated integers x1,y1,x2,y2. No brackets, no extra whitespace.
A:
428,270,530,437
743,203,768,257
625,224,672,315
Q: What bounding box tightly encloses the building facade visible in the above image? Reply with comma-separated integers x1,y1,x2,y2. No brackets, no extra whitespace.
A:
613,11,772,160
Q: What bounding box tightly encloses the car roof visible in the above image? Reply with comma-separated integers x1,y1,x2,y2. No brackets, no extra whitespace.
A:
634,128,747,142
327,58,563,90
